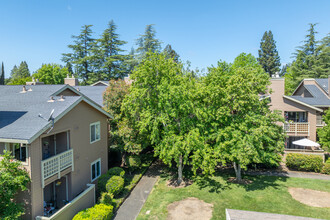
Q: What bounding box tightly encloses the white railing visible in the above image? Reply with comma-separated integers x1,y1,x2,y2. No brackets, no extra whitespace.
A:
283,122,309,136
41,149,73,188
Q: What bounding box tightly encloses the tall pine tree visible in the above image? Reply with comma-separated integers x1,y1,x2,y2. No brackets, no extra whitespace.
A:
136,24,161,57
258,30,281,77
98,20,127,80
0,62,4,85
163,44,180,63
285,24,329,94
62,25,95,84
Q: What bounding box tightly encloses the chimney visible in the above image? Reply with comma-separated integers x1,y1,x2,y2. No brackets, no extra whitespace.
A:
64,74,78,86
26,78,44,85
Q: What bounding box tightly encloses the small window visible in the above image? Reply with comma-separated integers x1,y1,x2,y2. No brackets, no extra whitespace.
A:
90,122,101,143
91,159,101,182
5,143,28,163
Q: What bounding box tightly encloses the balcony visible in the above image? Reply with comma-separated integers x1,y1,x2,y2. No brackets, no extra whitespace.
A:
41,149,74,188
283,122,309,136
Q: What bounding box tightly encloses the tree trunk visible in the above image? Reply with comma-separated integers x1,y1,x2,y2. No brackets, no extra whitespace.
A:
178,155,183,185
121,152,126,167
233,162,242,182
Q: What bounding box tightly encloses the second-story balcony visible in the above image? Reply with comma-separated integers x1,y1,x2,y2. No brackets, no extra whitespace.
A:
283,122,309,136
41,149,74,188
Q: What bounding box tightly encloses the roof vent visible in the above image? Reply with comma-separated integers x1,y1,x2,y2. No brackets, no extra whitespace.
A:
76,88,80,91
28,87,32,92
58,95,65,101
20,86,27,93
47,96,55,102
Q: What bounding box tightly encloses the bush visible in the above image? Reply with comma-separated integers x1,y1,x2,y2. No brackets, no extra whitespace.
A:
321,163,330,175
97,173,111,195
106,176,124,196
286,153,323,172
127,156,141,171
99,192,113,205
73,204,113,220
107,167,125,177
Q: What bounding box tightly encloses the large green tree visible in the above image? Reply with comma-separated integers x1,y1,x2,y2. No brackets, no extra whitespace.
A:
258,30,281,77
285,24,329,94
202,54,285,181
103,79,132,165
97,20,128,80
0,62,4,85
10,61,30,80
0,151,30,220
122,53,204,184
62,25,95,84
136,25,161,57
33,64,69,84
318,110,330,152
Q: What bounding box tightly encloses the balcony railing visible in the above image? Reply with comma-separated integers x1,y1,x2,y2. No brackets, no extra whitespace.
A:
283,122,309,135
41,149,73,188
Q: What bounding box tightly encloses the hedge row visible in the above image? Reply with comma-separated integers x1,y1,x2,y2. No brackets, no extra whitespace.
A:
286,153,328,173
73,167,126,219
72,204,113,220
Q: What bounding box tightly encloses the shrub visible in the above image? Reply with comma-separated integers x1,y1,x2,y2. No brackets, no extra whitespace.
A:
73,204,113,220
286,153,323,172
99,192,113,205
321,163,330,175
97,173,111,195
106,176,124,196
127,156,141,171
107,167,125,177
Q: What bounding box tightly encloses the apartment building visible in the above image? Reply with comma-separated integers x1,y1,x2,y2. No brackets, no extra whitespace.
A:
0,84,111,220
269,76,329,150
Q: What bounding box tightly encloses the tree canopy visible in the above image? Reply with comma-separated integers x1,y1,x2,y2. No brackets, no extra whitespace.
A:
33,64,69,84
258,30,281,76
0,62,4,85
121,52,285,183
136,25,162,57
285,24,330,94
62,25,95,84
203,54,285,181
0,151,30,220
318,110,330,152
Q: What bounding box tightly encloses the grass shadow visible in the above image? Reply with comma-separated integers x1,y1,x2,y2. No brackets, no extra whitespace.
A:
195,176,231,193
241,175,289,191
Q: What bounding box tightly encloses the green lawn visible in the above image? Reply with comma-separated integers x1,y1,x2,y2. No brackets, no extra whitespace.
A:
137,173,330,220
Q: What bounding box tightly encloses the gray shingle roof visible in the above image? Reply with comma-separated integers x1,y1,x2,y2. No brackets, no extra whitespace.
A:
0,85,81,142
315,78,328,94
74,86,106,106
289,84,330,107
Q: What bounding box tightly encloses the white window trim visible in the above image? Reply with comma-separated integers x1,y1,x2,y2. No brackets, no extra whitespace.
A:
90,121,101,144
91,158,101,182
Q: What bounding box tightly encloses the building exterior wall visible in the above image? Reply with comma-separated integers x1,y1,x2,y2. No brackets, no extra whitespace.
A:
26,100,108,219
269,79,319,142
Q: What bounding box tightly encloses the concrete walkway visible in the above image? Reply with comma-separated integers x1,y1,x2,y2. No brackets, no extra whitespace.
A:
113,164,160,220
245,170,330,181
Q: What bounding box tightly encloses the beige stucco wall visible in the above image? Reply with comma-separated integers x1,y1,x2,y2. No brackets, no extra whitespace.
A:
28,100,108,219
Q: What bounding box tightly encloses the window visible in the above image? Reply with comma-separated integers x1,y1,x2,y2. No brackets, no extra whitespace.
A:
285,112,308,122
90,122,101,143
5,143,28,163
91,159,101,182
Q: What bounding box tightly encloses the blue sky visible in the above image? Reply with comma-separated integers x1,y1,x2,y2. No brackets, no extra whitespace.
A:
1,0,330,78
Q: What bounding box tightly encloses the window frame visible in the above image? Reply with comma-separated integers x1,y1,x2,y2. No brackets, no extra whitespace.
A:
90,121,101,144
91,158,101,182
4,143,28,165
